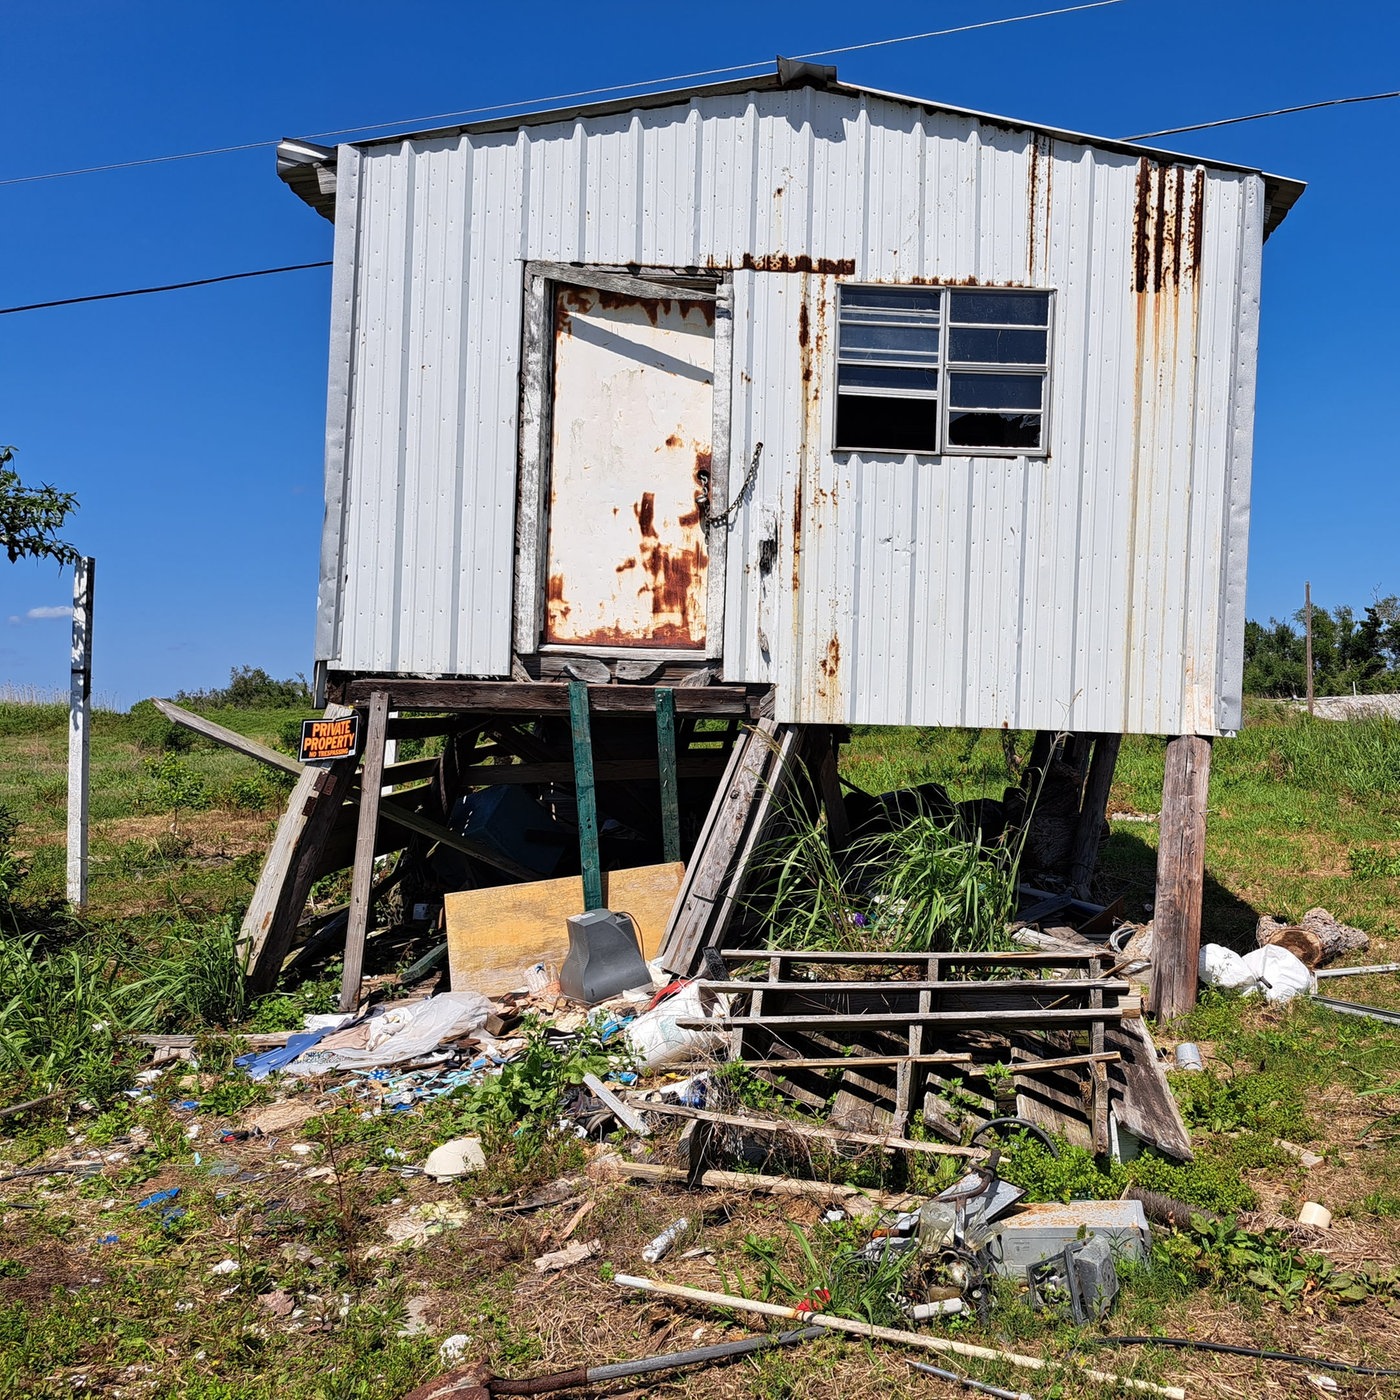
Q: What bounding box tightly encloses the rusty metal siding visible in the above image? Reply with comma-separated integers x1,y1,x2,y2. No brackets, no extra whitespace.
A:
322,85,1268,734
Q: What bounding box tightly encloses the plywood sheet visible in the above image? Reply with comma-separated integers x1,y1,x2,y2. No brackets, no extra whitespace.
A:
445,863,684,997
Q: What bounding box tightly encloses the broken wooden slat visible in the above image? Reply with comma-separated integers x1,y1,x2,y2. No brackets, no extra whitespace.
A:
450,756,728,786
1106,1017,1194,1161
681,1007,1127,1030
635,1101,982,1157
340,691,391,1013
658,719,776,974
153,697,303,775
696,977,1131,996
737,1050,1121,1074
582,1073,651,1137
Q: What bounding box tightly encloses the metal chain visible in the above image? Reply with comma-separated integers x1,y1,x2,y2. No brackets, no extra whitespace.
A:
701,441,763,530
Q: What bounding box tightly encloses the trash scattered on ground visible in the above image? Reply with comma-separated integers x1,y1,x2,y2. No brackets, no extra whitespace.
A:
436,1333,473,1366
1298,1201,1332,1229
533,1238,600,1273
641,1216,689,1263
421,1136,486,1181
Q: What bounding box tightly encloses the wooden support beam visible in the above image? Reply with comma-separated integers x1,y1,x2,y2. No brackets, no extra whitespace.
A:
340,691,390,1013
242,705,360,996
1067,733,1122,900
568,681,603,911
1151,734,1213,1020
153,698,303,774
339,677,757,716
452,755,727,786
655,688,681,863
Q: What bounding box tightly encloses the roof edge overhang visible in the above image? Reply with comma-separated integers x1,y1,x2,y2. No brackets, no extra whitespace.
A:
277,59,1304,238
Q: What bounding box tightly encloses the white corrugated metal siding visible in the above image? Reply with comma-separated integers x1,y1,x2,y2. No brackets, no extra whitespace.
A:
321,84,1266,734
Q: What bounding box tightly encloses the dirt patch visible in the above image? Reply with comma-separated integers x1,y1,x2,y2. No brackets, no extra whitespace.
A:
96,811,273,856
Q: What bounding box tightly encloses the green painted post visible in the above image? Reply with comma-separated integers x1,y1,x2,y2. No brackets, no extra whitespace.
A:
655,688,681,864
569,681,604,911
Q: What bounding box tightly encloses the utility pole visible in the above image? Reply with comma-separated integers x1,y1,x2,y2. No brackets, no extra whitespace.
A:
67,556,94,906
1304,580,1314,717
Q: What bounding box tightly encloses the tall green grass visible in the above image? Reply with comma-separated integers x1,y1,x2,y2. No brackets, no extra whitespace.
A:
0,913,251,1110
756,787,1022,954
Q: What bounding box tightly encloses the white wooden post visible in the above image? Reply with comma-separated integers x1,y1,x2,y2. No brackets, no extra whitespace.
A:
67,556,94,907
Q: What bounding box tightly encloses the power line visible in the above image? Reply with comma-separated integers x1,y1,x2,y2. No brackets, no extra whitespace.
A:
1122,89,1400,141
0,261,332,316
0,1,1125,189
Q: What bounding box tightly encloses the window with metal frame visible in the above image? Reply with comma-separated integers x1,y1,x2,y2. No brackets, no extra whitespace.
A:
834,286,1051,454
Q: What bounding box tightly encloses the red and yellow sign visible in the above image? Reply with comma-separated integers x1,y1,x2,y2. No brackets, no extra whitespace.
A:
299,714,360,764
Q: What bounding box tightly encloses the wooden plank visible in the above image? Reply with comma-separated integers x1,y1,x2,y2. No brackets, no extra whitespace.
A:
443,862,684,996
340,677,754,715
683,1007,1125,1030
741,1051,1121,1074
154,697,303,775
374,794,538,880
67,556,94,906
696,978,1131,996
340,692,390,1013
452,755,727,785
1068,733,1122,899
1106,1017,1194,1161
1151,735,1213,1019
658,719,775,973
568,681,603,911
242,704,358,995
582,1073,651,1136
719,949,1115,967
635,1102,981,1157
655,688,681,864
532,261,718,303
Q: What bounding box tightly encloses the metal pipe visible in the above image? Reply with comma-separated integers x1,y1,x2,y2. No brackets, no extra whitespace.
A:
907,1358,1035,1400
489,1326,825,1394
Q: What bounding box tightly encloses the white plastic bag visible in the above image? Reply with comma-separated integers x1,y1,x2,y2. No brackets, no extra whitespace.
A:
1238,944,1315,1002
625,982,728,1071
329,990,495,1067
1198,942,1314,1002
1199,943,1252,990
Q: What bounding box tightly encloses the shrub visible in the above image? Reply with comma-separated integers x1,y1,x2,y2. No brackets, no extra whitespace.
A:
126,699,192,753
177,666,311,710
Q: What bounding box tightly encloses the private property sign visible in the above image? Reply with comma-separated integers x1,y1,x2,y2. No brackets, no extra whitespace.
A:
299,713,360,764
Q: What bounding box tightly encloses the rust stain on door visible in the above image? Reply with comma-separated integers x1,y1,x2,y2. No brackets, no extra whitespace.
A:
544,285,714,649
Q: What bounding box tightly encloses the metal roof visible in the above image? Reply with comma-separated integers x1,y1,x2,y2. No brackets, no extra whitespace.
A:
278,59,1305,237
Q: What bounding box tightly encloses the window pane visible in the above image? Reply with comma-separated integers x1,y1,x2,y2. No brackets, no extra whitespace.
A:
946,410,1042,450
837,363,938,395
949,291,1050,326
948,372,1044,410
839,322,939,361
948,327,1047,365
841,286,941,318
837,394,939,452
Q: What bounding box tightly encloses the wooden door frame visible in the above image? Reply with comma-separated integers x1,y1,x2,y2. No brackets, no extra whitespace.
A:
513,261,732,665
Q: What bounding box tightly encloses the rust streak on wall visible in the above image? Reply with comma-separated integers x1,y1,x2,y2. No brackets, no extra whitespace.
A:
739,253,856,275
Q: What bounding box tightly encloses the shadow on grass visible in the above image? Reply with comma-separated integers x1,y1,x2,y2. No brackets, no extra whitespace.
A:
1100,827,1260,953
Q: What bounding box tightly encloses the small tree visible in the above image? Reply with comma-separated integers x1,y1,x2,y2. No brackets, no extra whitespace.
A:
0,445,79,565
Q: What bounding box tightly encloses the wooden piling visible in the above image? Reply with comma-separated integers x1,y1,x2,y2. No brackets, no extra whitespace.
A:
1151,734,1213,1020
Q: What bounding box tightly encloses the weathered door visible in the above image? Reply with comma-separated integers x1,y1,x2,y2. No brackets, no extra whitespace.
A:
544,285,714,649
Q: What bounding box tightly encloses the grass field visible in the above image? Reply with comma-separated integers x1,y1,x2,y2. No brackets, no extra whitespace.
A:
2,697,1399,1398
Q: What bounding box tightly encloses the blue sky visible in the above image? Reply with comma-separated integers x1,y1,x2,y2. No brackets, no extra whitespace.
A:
2,0,1397,708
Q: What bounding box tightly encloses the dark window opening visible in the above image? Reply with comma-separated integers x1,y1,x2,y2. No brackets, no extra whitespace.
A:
834,285,1051,455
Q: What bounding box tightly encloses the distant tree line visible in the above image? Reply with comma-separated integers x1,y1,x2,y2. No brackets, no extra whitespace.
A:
1244,597,1400,697
176,666,312,710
